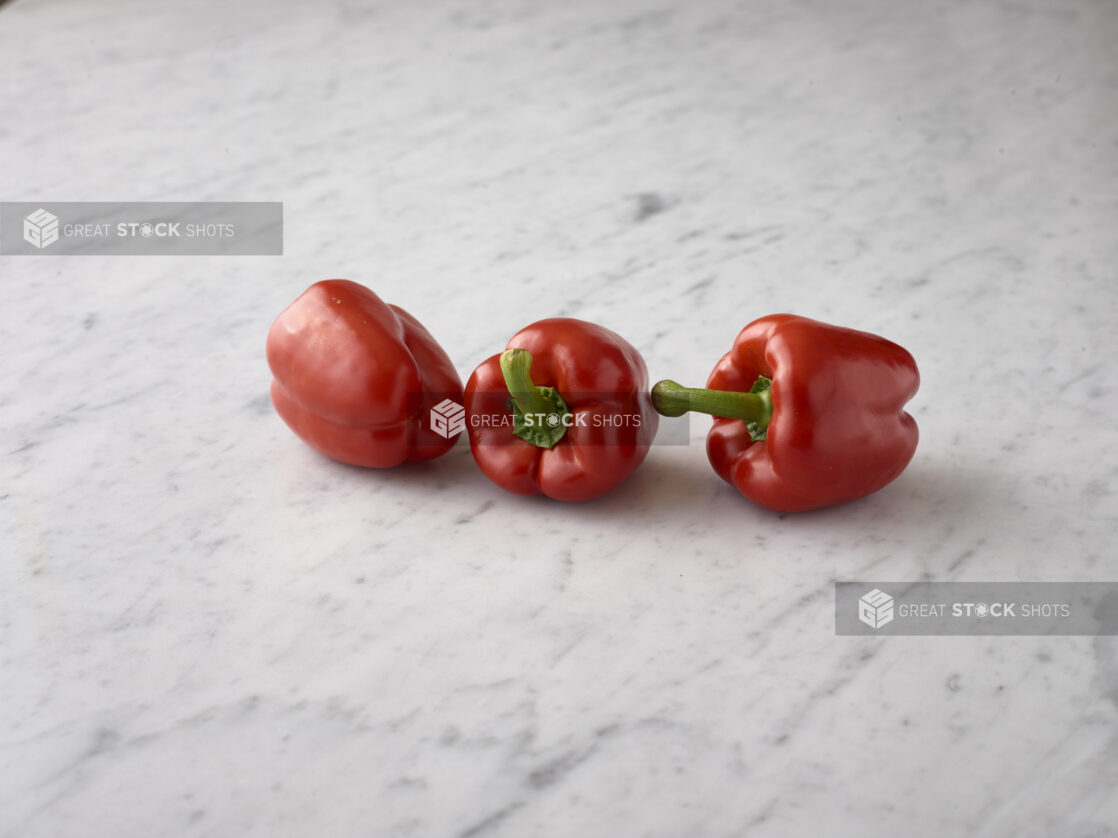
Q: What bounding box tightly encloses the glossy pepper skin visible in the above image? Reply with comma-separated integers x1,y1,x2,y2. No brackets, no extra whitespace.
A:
465,318,658,501
266,279,463,468
703,315,918,512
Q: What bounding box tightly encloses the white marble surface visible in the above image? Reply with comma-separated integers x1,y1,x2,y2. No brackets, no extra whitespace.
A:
3,0,1118,835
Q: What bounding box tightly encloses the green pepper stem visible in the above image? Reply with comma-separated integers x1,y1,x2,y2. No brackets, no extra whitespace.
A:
500,349,553,416
651,379,772,427
499,349,571,449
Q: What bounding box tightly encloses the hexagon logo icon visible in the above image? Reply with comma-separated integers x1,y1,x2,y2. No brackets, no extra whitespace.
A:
24,208,60,249
430,398,465,439
858,588,894,629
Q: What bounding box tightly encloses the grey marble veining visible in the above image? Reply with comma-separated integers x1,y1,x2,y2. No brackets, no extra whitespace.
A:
2,0,1117,835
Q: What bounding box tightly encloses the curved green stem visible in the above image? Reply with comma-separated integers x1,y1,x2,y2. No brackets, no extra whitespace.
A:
500,349,570,449
501,349,553,416
652,377,773,441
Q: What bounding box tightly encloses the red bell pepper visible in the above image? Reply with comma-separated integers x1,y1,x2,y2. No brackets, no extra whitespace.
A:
266,279,463,468
652,314,919,512
464,318,658,501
